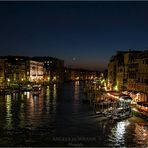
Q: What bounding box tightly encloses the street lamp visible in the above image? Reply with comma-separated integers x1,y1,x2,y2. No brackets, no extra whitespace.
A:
114,85,118,91
7,78,10,87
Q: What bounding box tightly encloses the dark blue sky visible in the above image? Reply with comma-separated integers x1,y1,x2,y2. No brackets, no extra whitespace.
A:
0,1,148,70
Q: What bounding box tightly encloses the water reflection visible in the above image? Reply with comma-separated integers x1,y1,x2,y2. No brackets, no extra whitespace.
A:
114,120,130,146
46,86,50,113
27,91,31,99
135,123,148,147
0,84,58,131
0,82,147,147
33,95,39,112
53,84,57,99
52,84,57,114
6,95,12,129
73,81,80,115
74,81,79,100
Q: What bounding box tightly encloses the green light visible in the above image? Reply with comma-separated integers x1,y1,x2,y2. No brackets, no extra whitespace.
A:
114,85,118,91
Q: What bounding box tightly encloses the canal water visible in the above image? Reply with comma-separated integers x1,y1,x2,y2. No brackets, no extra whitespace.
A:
0,81,147,147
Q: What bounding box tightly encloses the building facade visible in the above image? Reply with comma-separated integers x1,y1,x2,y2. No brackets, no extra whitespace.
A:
31,57,64,83
64,68,99,81
0,59,5,86
27,60,44,82
108,55,118,90
108,50,148,101
0,56,29,86
0,56,64,85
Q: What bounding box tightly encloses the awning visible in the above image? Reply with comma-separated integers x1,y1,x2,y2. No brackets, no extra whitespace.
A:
137,101,148,107
119,93,130,98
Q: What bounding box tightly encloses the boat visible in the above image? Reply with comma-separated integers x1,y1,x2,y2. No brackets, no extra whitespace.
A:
103,112,113,119
112,115,120,120
105,113,112,119
0,89,10,94
31,85,42,96
95,111,102,115
21,85,32,91
103,106,131,121
32,85,41,91
112,111,131,121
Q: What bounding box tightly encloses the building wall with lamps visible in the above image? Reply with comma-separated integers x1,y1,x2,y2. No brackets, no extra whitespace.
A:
27,60,44,82
64,68,99,81
127,51,148,101
108,50,148,101
108,55,118,91
0,56,64,84
31,57,64,83
0,56,29,85
0,59,5,86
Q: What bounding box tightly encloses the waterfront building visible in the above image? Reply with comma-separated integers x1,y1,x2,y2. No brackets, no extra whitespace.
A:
108,50,141,91
0,56,29,85
26,60,44,82
31,57,64,83
0,56,64,85
64,67,99,81
127,51,148,101
108,53,119,91
108,50,148,102
117,51,141,91
64,68,78,81
0,59,5,86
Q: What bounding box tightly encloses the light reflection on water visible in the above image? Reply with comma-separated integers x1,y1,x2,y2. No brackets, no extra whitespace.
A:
6,95,12,129
0,82,147,147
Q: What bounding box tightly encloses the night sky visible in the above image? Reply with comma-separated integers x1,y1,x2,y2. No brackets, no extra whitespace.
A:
0,1,148,70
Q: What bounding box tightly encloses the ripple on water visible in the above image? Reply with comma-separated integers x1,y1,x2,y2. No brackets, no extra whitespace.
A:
0,82,147,147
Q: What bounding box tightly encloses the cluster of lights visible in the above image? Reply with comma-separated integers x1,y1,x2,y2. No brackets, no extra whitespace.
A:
114,85,118,91
100,79,105,84
107,93,119,99
137,104,148,113
53,76,57,81
76,77,79,80
129,92,141,104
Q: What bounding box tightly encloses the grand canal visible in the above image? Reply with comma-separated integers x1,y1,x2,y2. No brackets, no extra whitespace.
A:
0,81,147,147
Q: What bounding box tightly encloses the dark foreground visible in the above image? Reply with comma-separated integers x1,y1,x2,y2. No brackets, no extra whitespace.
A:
0,81,147,147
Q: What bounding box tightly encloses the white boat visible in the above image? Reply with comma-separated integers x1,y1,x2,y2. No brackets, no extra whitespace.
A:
112,115,120,120
103,112,112,118
95,111,102,115
112,112,130,121
21,85,32,91
106,114,112,119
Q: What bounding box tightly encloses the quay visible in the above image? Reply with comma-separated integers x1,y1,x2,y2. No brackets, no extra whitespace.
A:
83,81,147,121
